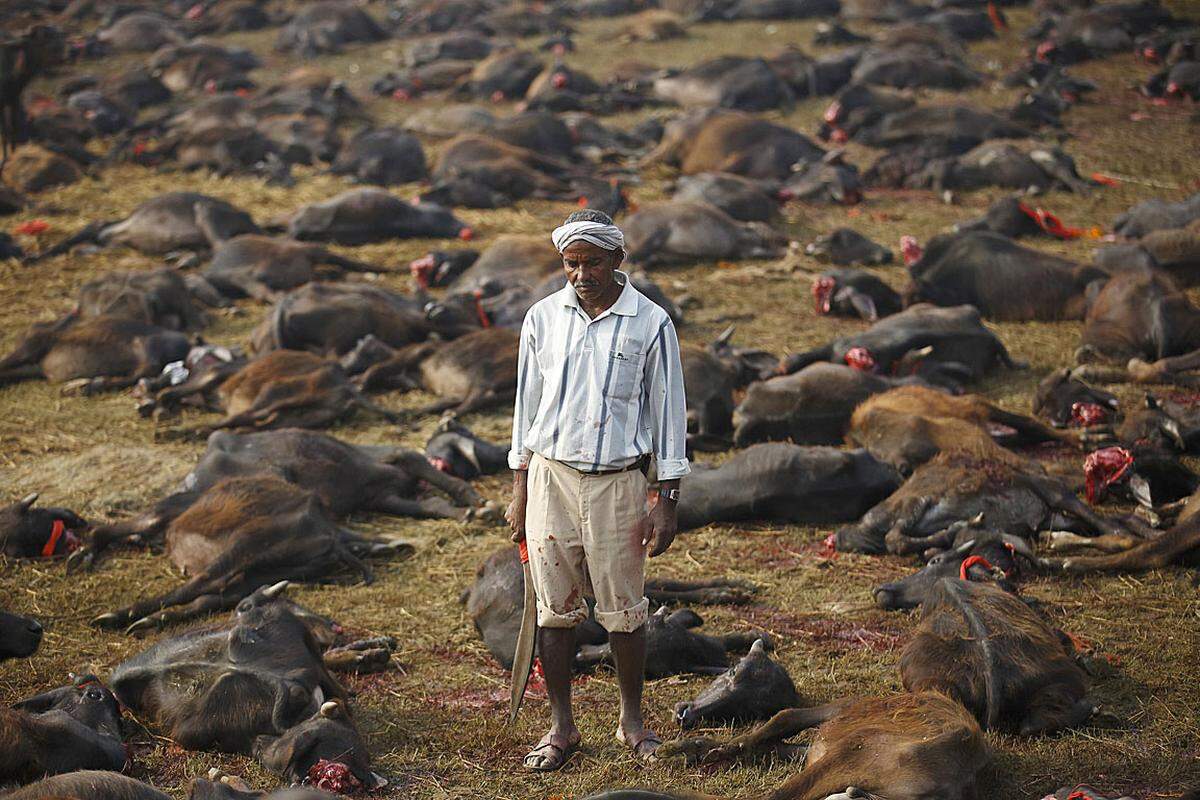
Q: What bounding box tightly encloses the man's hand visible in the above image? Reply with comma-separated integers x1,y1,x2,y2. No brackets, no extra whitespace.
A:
505,469,528,543
640,488,678,558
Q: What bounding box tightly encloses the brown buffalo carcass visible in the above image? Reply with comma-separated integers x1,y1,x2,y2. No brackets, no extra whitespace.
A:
2,772,171,800
250,282,440,356
626,691,989,800
1,607,42,660
847,386,1090,476
77,267,213,330
76,427,484,571
623,201,789,266
0,676,127,783
157,350,403,437
0,492,87,559
733,363,942,448
286,189,470,245
1093,220,1200,287
1074,271,1200,384
92,476,414,633
903,231,1105,321
642,110,825,181
776,303,1023,381
1033,368,1120,429
835,450,1131,555
345,327,519,418
108,584,385,788
0,314,190,394
677,444,902,531
900,578,1094,735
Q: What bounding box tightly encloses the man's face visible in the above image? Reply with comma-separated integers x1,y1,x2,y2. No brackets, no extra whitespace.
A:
562,240,621,304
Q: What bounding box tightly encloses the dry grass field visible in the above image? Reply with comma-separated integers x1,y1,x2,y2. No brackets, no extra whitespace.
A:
3,2,1200,798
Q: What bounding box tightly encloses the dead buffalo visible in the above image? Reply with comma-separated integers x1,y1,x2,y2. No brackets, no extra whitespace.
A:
780,153,864,205
671,172,780,222
204,236,391,301
654,56,794,110
901,578,1093,734
835,451,1130,555
677,444,901,531
0,607,42,660
847,386,1086,476
1076,271,1200,365
2,772,170,800
108,585,382,790
276,2,388,56
190,775,340,799
575,606,766,677
674,638,801,730
1,492,87,559
425,417,508,479
0,314,190,394
423,234,558,290
93,477,413,633
257,114,341,165
1094,222,1200,287
777,303,1021,381
78,428,482,571
287,189,469,245
457,48,544,100
805,228,892,266
811,268,901,321
732,363,936,447
348,327,519,417
643,110,825,180
873,529,1036,610
1,676,126,783
623,201,789,266
683,328,778,449
957,196,1076,240
96,12,184,52
853,105,1032,150
253,699,381,789
903,231,1102,321
649,691,989,799
251,283,435,356
818,84,916,144
907,142,1095,194
78,268,211,330
329,127,428,186
1033,368,1120,428
1112,191,1200,238
463,547,755,669
422,134,575,208
162,349,404,436
32,192,260,260
852,49,982,90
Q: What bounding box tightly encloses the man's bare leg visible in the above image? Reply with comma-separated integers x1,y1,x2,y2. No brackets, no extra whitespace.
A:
610,625,659,757
524,626,580,770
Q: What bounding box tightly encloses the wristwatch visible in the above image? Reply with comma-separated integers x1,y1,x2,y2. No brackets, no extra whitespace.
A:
657,488,680,503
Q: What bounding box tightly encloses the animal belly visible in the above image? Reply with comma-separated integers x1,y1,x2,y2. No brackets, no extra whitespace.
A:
42,344,138,382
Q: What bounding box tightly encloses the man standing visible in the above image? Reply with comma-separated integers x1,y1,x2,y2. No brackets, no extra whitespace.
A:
506,209,689,771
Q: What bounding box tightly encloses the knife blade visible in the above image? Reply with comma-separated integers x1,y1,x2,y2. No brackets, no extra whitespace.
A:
509,539,537,724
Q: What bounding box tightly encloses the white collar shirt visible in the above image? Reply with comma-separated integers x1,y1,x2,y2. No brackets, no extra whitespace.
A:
508,271,691,480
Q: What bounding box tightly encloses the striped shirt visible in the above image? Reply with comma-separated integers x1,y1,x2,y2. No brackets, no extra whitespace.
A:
508,271,691,480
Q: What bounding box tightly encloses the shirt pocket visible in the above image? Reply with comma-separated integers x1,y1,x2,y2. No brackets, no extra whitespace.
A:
605,338,644,401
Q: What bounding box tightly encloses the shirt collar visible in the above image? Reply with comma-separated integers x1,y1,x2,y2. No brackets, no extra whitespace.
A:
559,270,639,318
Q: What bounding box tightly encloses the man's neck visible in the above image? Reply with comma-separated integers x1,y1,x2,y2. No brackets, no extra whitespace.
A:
578,279,623,320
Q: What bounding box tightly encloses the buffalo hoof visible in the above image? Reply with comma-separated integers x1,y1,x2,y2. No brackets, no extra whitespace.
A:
466,500,504,524
60,377,97,396
65,547,96,574
653,735,725,766
1127,358,1167,384
91,611,128,630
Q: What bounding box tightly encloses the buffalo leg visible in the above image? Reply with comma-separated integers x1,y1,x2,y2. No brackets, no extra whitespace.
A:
645,577,756,606
383,448,483,508
1050,518,1200,574
0,364,42,386
123,591,242,635
665,700,853,766
1032,480,1133,540
986,406,1087,448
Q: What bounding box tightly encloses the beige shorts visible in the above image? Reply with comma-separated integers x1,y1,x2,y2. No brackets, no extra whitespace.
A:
525,453,650,633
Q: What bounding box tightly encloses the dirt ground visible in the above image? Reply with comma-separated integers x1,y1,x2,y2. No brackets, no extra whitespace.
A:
3,2,1200,799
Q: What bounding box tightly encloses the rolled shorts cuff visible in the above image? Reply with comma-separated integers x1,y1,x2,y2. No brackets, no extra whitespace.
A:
536,599,590,629
593,596,650,633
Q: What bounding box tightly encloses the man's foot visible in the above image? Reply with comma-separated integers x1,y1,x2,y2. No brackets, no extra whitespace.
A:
523,731,581,772
616,726,662,760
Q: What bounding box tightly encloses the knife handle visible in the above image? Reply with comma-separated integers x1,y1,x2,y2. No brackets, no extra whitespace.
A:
518,539,530,564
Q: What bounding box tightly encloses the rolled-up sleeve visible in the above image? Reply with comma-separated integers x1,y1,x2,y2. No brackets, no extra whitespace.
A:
508,311,543,470
643,317,690,480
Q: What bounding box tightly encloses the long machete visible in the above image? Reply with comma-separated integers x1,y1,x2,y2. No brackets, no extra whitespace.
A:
509,538,537,723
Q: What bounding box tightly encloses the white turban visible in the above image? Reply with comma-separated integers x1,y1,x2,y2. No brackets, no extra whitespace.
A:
551,220,625,253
